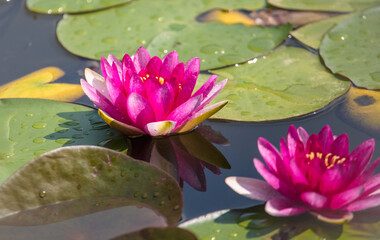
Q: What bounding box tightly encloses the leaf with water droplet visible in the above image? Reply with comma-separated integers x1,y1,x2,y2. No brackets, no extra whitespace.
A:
0,67,83,102
56,0,289,70
0,98,126,184
268,0,380,12
26,0,133,14
196,47,350,121
291,14,353,49
320,7,380,89
0,146,182,228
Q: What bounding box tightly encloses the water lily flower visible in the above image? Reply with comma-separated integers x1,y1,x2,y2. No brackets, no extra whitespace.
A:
226,125,380,224
81,47,228,136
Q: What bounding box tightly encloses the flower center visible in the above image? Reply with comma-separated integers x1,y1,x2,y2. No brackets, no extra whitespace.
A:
139,74,165,85
306,152,346,169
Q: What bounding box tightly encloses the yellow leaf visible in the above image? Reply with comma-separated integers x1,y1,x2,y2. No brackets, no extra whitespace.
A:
197,9,256,26
0,67,84,101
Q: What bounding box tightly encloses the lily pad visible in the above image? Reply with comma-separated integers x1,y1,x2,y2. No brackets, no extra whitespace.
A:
180,205,343,239
0,98,126,185
200,47,350,121
0,146,182,226
26,0,132,14
268,0,380,12
320,8,380,89
112,227,198,240
0,67,84,101
56,0,290,70
291,14,352,49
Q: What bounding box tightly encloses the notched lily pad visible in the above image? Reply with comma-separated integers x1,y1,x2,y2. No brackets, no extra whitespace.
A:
26,0,133,14
0,146,182,226
200,47,350,121
0,98,126,185
320,8,380,89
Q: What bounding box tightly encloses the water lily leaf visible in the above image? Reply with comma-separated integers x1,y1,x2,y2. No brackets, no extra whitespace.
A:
0,146,182,226
112,227,198,240
56,0,290,70
268,0,380,12
291,14,352,49
0,98,126,185
0,67,83,101
339,87,380,138
26,0,132,14
0,206,167,240
200,47,350,121
197,9,257,26
320,8,380,89
180,205,343,239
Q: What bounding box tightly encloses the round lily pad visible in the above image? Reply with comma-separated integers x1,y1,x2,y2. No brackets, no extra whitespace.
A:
56,0,289,70
26,0,132,14
0,98,126,185
320,8,380,89
291,14,352,49
201,47,350,121
268,0,380,12
0,146,182,226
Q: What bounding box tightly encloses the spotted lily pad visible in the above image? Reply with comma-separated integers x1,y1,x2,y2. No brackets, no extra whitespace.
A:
0,98,126,185
180,205,343,239
199,47,350,121
320,8,380,89
26,0,132,14
268,0,380,12
291,14,352,49
0,146,182,225
0,67,84,101
56,0,290,70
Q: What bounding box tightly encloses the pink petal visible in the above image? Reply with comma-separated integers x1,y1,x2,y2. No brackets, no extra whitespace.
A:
146,56,162,77
301,191,328,209
167,95,202,127
330,186,364,209
128,73,145,97
105,75,128,119
225,177,283,201
297,127,309,146
257,137,282,174
346,193,380,212
133,46,151,74
361,173,380,196
348,158,380,188
306,134,323,155
318,125,333,153
254,158,298,200
107,54,122,79
328,133,349,157
84,68,110,101
350,139,375,175
287,125,300,158
196,79,228,111
280,138,291,174
161,51,179,79
148,83,174,120
319,167,345,196
167,63,184,96
265,198,308,217
289,157,309,190
184,57,200,80
126,93,156,130
122,53,136,82
80,79,120,120
98,109,145,136
100,56,113,82
193,75,216,99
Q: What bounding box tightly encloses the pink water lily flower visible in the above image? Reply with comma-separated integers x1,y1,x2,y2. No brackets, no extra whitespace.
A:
226,125,380,224
81,47,227,136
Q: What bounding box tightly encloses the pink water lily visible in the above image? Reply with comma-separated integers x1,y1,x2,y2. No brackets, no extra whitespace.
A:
81,47,227,136
226,125,380,224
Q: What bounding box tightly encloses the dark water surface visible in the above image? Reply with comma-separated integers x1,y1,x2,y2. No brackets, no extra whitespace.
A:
1,0,380,239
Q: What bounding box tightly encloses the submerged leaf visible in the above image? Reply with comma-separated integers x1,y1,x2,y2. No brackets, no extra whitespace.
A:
0,98,126,185
0,67,83,101
0,146,182,226
320,8,380,89
200,47,350,121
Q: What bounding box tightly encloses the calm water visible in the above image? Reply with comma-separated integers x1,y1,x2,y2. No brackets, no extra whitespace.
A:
1,0,379,239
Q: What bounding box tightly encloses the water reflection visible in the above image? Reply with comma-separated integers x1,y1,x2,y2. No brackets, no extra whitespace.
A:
127,125,231,191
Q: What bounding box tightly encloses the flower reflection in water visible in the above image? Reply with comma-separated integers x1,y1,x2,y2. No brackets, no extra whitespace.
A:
127,125,230,191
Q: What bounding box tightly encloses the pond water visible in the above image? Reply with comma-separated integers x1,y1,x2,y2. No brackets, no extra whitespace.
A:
1,0,380,239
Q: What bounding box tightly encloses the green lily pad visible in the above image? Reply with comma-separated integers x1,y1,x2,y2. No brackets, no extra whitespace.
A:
268,0,380,12
56,0,291,70
26,0,132,14
291,14,352,49
200,47,350,121
180,205,343,239
320,8,380,89
0,98,126,185
112,227,198,240
0,146,182,226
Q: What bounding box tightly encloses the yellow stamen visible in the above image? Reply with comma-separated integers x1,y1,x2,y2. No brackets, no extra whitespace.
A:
317,152,322,159
306,152,315,160
158,77,164,85
178,83,182,90
307,151,346,169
